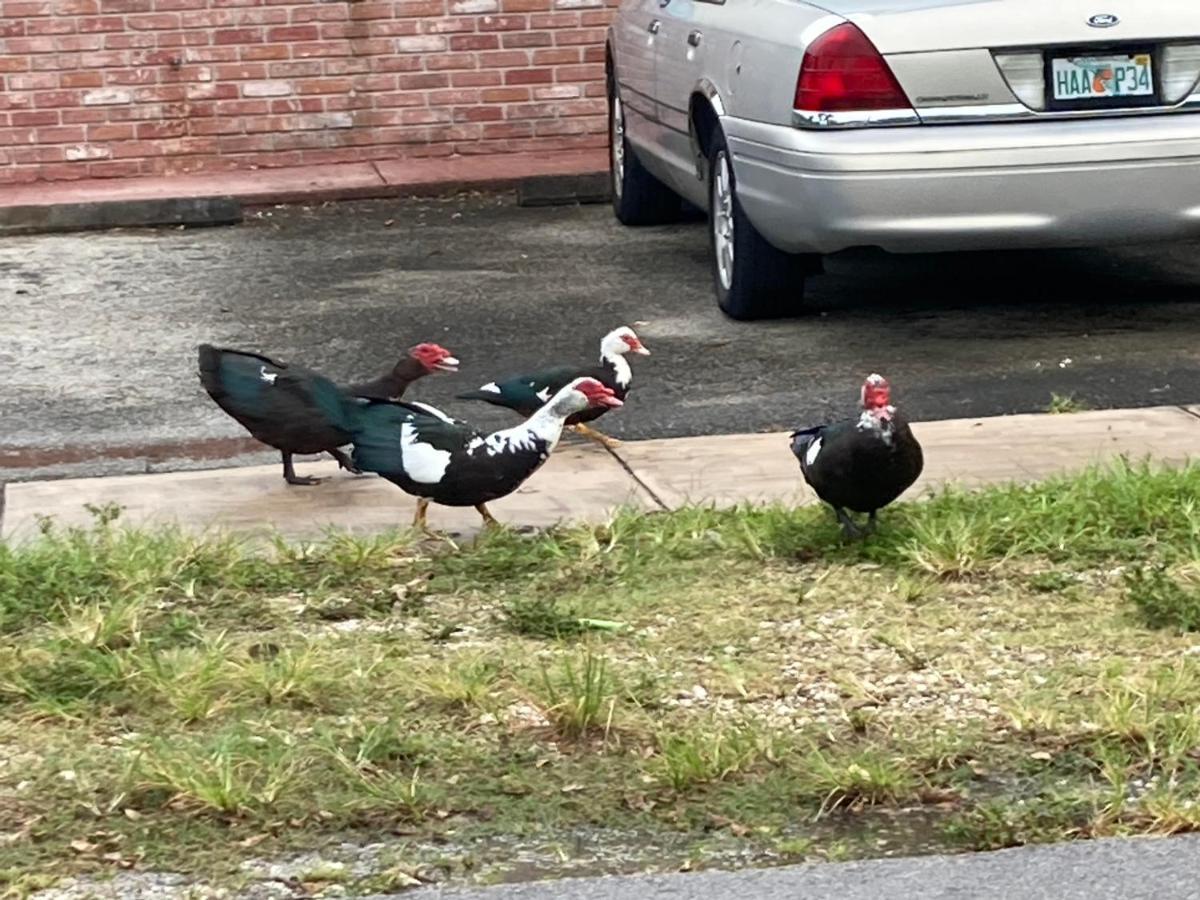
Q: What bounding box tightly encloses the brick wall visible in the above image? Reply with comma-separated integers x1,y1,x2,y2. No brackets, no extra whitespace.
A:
0,0,613,185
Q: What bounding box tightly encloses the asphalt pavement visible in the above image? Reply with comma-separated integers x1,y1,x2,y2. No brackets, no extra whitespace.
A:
402,835,1200,900
3,194,1200,479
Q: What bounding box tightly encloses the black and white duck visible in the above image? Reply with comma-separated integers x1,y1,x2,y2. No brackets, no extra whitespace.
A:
789,374,923,538
455,326,649,448
350,377,622,529
197,342,459,485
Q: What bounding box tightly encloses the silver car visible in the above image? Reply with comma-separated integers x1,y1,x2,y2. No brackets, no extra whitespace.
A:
606,1,1200,319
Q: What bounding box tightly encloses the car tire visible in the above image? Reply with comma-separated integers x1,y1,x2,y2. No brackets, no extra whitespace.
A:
609,83,681,226
708,128,814,321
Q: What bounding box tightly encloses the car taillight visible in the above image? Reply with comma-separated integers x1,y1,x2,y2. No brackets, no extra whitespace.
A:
1163,43,1200,104
794,22,911,112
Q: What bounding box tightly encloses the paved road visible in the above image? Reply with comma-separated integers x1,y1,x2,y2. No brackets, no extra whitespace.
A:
3,194,1200,479
402,836,1200,900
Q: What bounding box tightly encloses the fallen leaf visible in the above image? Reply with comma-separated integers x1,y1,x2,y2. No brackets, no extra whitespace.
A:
70,839,99,854
560,783,584,794
1029,751,1053,761
237,834,269,848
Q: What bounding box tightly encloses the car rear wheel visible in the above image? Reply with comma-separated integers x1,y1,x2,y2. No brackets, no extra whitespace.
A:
709,128,814,321
609,84,681,226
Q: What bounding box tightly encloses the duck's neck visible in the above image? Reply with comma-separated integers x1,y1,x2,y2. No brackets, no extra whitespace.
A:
857,406,898,446
349,358,426,400
601,349,631,389
491,395,579,454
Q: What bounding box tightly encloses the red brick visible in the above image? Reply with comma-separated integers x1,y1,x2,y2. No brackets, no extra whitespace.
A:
532,46,578,65
104,67,158,84
136,119,187,138
10,72,60,90
86,159,142,176
503,29,553,48
451,70,502,87
264,24,318,41
553,62,602,81
424,53,478,71
87,122,135,139
505,67,552,85
449,34,500,51
26,18,75,35
291,41,353,58
1,0,51,13
455,105,502,122
61,106,107,123
11,110,60,126
33,89,83,106
239,43,289,60
105,32,157,48
126,12,179,28
36,125,87,142
212,27,263,44
482,86,529,102
478,14,527,30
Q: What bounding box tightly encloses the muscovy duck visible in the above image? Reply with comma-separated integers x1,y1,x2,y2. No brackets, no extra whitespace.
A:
455,326,649,448
350,377,622,529
197,342,458,485
789,374,923,539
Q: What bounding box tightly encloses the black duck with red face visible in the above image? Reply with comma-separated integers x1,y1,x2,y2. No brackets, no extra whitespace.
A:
790,374,923,538
197,342,458,485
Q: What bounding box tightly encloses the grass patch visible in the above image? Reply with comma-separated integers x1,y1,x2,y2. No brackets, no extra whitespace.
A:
1124,566,1200,632
1047,393,1091,414
2,460,1200,890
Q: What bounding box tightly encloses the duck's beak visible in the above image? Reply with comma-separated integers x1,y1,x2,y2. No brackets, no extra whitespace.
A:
435,356,460,373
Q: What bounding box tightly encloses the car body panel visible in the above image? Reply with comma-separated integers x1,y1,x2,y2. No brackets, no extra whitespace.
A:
725,112,1200,253
608,0,1200,254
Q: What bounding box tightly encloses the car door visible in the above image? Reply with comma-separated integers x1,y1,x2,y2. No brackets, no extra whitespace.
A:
612,0,665,132
654,0,725,199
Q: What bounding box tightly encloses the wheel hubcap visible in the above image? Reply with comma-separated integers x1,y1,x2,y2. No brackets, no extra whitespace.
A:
611,94,625,198
713,151,734,291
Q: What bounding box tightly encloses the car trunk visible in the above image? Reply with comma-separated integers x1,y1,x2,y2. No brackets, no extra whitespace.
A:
806,0,1198,55
804,0,1200,115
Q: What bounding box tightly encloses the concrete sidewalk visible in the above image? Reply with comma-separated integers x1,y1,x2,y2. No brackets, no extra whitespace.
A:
0,150,607,235
2,406,1196,541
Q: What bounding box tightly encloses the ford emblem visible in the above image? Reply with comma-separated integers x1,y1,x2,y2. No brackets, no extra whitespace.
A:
1087,13,1120,27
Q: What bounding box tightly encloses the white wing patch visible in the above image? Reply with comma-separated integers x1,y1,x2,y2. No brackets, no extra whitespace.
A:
478,382,501,395
805,436,822,468
535,387,551,403
400,422,452,484
259,366,278,385
611,355,632,389
405,401,457,424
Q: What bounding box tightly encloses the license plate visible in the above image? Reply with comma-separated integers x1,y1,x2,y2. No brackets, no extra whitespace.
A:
1051,53,1154,101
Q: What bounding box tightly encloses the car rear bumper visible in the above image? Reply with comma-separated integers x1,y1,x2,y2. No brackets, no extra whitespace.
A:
724,114,1200,255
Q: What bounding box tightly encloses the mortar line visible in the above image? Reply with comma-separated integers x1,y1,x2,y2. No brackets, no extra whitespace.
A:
601,444,670,511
